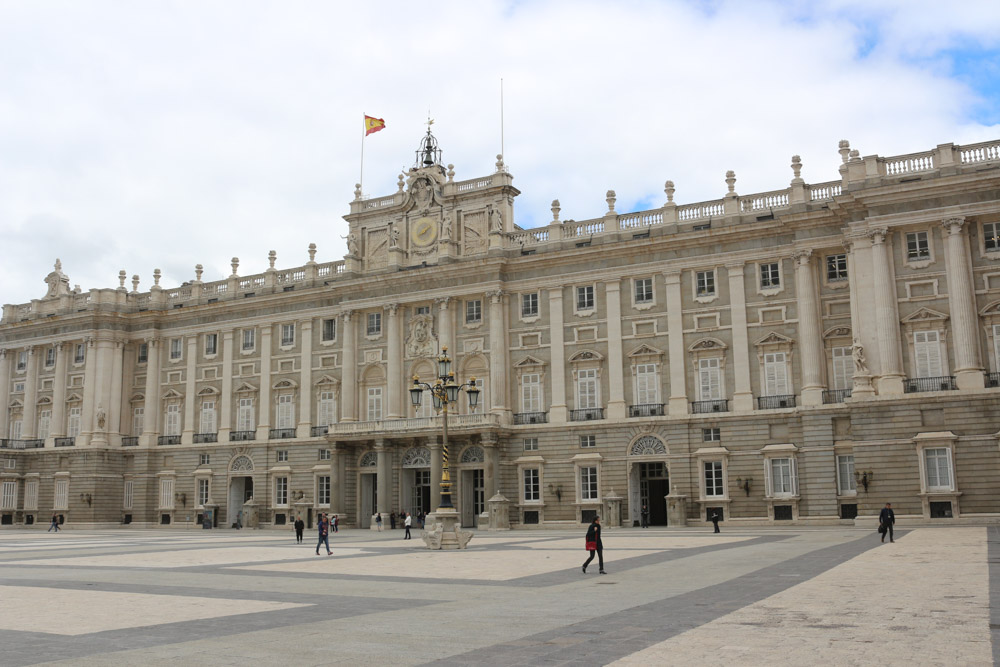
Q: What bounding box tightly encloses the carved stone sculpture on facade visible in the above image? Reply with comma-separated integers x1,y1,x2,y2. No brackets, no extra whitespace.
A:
405,314,436,358
43,259,72,299
488,206,503,233
852,338,868,374
96,405,106,430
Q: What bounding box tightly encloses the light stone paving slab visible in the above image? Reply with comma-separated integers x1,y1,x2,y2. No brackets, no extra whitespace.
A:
612,527,991,667
518,535,752,550
0,585,310,635
4,546,367,568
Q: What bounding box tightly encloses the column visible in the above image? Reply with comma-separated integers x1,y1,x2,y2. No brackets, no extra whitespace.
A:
220,331,234,441
330,444,345,515
182,335,198,444
548,288,568,423
604,280,627,420
375,439,390,515
437,297,454,357
942,217,985,389
664,272,688,416
870,228,905,394
488,290,508,416
109,340,124,442
0,350,10,439
90,338,113,446
482,434,499,503
429,439,443,510
257,326,272,439
386,304,402,419
342,311,357,422
794,251,825,405
49,343,67,444
80,338,97,446
297,319,314,438
141,338,161,446
845,233,880,396
726,263,754,411
21,347,38,439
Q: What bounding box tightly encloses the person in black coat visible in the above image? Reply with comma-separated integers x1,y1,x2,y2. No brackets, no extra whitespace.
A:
582,516,606,574
293,516,305,544
711,511,721,534
879,502,895,543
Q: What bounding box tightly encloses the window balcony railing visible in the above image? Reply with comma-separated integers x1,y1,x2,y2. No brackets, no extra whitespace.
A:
0,439,44,449
570,408,605,422
904,376,957,393
157,435,181,446
822,388,852,404
691,399,728,414
54,437,75,447
629,404,665,417
311,425,330,437
986,372,1000,388
269,428,296,440
121,436,139,447
757,395,796,410
230,430,256,442
193,433,218,443
513,412,548,425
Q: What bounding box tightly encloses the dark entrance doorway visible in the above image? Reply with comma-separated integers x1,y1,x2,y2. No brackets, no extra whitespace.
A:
639,462,669,526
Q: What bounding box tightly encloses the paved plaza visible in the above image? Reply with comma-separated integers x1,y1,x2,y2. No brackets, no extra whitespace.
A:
0,525,995,666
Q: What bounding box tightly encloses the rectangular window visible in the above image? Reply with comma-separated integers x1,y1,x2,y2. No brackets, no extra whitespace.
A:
635,363,658,405
13,382,24,393
1,480,16,509
130,406,143,436
367,312,382,336
45,347,56,367
580,466,598,500
832,346,854,390
702,427,720,442
925,447,953,490
576,285,594,310
837,454,857,494
74,344,85,364
521,373,541,413
276,450,288,463
319,448,331,461
763,352,789,396
704,461,724,497
696,270,716,297
67,407,81,437
200,401,216,434
237,398,255,432
200,453,210,465
54,479,69,510
38,410,51,440
159,478,174,509
275,477,288,506
576,368,598,409
523,468,540,502
760,262,780,288
906,231,930,260
16,351,26,371
580,435,596,448
698,358,722,401
317,476,331,505
523,437,538,452
9,419,21,440
465,299,482,324
25,478,38,510
204,333,218,356
985,222,1000,251
994,324,1000,370
415,306,430,315
277,394,295,429
521,293,539,318
914,331,943,378
281,324,295,346
367,387,383,421
826,254,848,282
317,391,336,427
242,329,256,351
322,318,337,342
197,478,209,507
769,458,795,496
137,343,148,364
634,278,653,304
169,338,183,360
165,404,181,436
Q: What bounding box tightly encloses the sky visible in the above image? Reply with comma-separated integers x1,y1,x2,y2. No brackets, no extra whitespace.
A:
2,0,1000,306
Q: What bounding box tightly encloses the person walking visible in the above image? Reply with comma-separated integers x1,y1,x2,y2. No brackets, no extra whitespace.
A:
390,512,397,530
332,514,339,533
711,511,721,534
879,502,895,543
640,504,649,528
316,513,332,556
404,512,412,540
581,516,606,574
375,512,383,532
48,513,60,532
293,516,305,544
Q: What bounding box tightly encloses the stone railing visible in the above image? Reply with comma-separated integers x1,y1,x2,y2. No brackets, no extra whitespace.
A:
327,412,499,437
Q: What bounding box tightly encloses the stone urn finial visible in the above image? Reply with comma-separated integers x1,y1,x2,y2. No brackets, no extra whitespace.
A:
397,174,405,192
495,154,505,172
231,257,240,277
838,139,851,164
131,274,140,293
268,250,276,269
447,164,455,182
308,243,317,262
551,199,561,222
790,155,803,183
195,264,203,281
118,270,126,288
606,190,616,213
153,269,161,286
725,170,736,194
664,180,675,204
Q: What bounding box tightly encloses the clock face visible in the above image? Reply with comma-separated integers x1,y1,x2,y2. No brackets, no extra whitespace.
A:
411,216,438,247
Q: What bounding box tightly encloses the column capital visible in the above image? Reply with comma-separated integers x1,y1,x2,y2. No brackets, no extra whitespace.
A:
435,297,451,309
662,270,682,285
791,249,813,264
487,289,505,304
25,345,36,356
342,309,355,321
384,302,399,315
548,286,563,300
724,261,746,272
867,227,889,243
941,216,967,234
0,349,6,360
604,279,621,292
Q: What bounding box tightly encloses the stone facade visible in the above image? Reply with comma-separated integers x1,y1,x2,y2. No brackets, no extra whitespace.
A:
3,133,1000,529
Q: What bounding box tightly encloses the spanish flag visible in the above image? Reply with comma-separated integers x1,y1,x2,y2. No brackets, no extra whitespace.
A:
364,115,386,136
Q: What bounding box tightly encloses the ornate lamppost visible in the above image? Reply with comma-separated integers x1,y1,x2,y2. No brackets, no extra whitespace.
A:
409,347,479,548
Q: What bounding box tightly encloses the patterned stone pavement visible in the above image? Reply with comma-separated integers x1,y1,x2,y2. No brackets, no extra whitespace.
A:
0,524,992,666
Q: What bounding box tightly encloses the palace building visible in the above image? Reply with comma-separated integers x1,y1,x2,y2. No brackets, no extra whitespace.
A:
3,129,1000,530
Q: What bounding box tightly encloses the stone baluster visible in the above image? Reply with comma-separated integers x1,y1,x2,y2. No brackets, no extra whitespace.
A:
341,311,357,422
386,304,402,419
548,288,567,423
664,272,688,416
793,251,825,405
942,217,985,389
604,280,627,419
726,263,754,411
869,228,905,394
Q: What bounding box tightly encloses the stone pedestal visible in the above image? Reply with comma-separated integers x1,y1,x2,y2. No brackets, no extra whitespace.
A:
422,508,473,549
603,489,623,528
388,247,403,269
850,373,876,399
242,500,259,529
666,492,687,527
487,493,511,530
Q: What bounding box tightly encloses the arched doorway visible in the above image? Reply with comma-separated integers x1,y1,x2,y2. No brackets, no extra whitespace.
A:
627,435,669,526
357,451,377,527
227,454,255,527
400,446,431,518
458,445,486,528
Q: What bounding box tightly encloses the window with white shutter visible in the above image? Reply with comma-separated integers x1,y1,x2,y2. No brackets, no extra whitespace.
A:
25,478,38,510
580,466,598,500
367,388,383,421
635,364,658,405
1,481,17,509
275,477,288,506
837,455,856,494
704,461,724,497
200,401,216,434
123,480,133,509
67,407,81,437
133,407,144,435
576,368,599,409
317,476,331,505
521,374,541,413
523,468,540,501
38,410,51,440
832,347,853,390
763,352,789,396
914,331,942,378
160,478,175,509
242,328,256,351
769,457,796,497
54,479,69,510
237,398,255,431
165,404,181,436
924,447,953,490
277,395,295,429
698,358,722,401
9,419,22,440
197,479,209,507
317,391,336,426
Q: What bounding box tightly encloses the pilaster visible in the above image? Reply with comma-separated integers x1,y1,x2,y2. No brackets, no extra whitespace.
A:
109,340,124,444
342,311,357,422
869,228,905,394
548,288,568,423
0,350,10,439
89,338,113,446
488,290,508,417
22,347,38,439
375,440,390,516
49,343,67,444
141,338,161,447
79,338,97,446
220,331,233,442
726,263,754,411
942,217,985,389
664,272,688,416
297,319,314,438
386,304,402,419
436,297,454,357
257,326,272,439
182,335,197,444
429,439,443,511
604,280,627,419
793,250,825,405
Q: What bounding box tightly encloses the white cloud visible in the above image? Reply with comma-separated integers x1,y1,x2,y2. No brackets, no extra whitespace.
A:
1,0,999,305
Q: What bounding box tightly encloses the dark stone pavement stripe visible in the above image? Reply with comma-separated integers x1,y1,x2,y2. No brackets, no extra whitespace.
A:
989,526,1000,666
426,531,892,667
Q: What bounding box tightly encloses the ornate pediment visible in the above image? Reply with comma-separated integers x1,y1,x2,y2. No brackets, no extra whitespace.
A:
823,326,852,339
314,374,340,387
197,386,219,396
234,382,258,394
8,398,23,409
569,350,604,363
271,379,297,390
162,388,183,400
754,331,794,347
514,355,547,368
628,344,663,359
689,337,727,352
36,396,52,405
979,299,1000,316
402,446,431,468
130,393,145,403
901,307,949,323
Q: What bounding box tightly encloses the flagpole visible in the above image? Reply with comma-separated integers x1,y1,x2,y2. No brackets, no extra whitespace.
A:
360,113,366,196
500,78,505,160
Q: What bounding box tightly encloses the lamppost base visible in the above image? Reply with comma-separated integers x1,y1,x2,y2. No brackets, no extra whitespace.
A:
422,508,473,550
